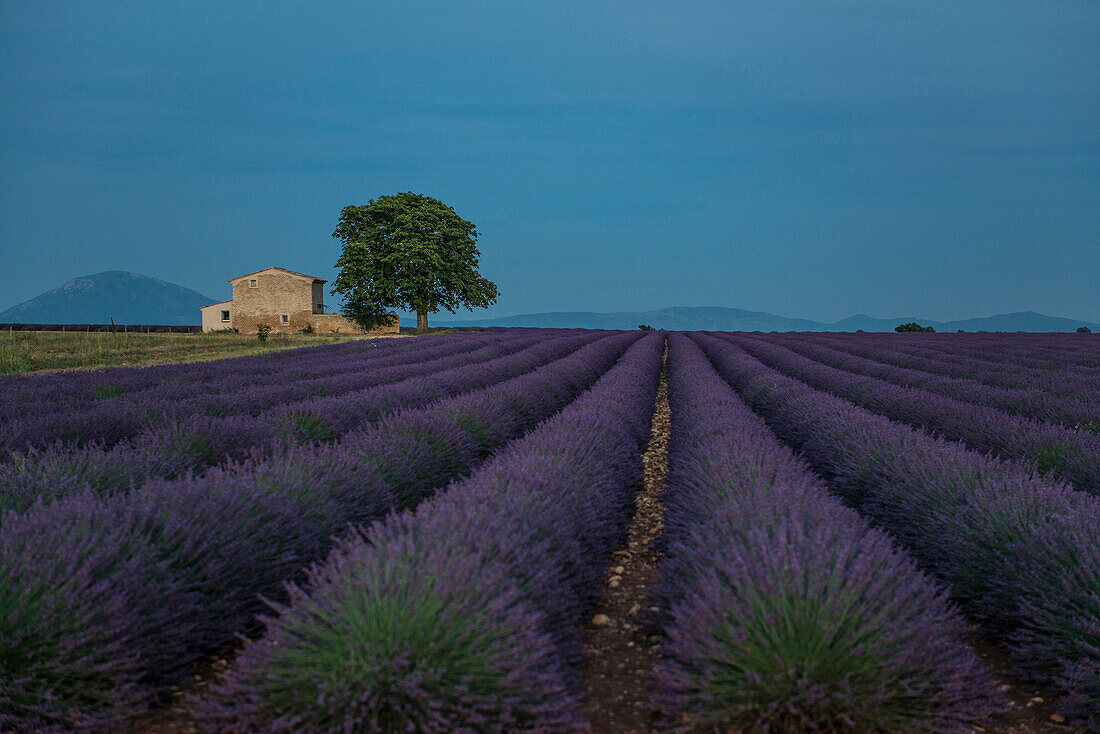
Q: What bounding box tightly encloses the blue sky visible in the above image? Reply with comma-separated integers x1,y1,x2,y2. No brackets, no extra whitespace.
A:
2,1,1097,323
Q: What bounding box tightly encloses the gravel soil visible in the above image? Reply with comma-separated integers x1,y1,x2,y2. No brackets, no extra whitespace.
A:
968,636,1072,733
122,653,225,733
579,357,670,734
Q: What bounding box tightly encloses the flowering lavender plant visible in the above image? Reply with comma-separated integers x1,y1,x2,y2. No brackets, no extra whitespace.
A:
196,334,664,732
0,331,603,513
0,331,640,730
722,333,1100,493
654,335,1001,732
693,331,1100,725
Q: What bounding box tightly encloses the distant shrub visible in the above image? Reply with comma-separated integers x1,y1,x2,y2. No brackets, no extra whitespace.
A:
638,324,654,331
1078,326,1092,333
256,324,271,343
895,322,935,333
301,323,314,334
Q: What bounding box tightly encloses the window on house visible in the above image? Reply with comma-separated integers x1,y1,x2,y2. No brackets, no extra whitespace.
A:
281,314,289,324
250,279,257,288
221,310,230,322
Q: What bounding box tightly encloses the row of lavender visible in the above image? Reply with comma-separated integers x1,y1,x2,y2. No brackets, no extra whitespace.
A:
762,333,1100,430
808,331,1100,400
694,332,1100,725
0,331,643,731
654,334,1001,731
184,331,1094,731
878,334,1100,370
187,333,665,732
0,329,549,453
823,329,1100,363
0,331,473,420
0,331,604,514
721,333,1100,494
6,328,1095,730
823,331,1100,369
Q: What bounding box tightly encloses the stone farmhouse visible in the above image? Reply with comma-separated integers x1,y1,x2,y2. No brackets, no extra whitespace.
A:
200,267,398,335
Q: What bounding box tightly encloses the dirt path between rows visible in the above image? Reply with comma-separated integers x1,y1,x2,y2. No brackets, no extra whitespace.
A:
969,636,1070,733
579,353,670,733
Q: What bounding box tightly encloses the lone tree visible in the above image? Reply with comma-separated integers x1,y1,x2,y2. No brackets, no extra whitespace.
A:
895,322,935,333
331,193,499,332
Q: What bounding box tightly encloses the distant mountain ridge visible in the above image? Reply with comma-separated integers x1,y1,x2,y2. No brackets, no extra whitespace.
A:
0,271,214,325
434,306,1100,333
5,276,1096,332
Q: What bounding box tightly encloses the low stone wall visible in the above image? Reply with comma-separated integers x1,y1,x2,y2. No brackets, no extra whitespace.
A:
200,309,398,336
308,313,399,335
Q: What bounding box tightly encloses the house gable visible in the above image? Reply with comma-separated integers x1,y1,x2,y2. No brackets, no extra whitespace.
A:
229,266,326,285
230,268,315,333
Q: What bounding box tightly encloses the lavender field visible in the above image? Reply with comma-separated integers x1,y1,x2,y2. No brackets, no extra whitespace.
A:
2,329,1099,732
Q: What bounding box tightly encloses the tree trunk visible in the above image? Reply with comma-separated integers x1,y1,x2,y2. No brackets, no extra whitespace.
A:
417,310,428,333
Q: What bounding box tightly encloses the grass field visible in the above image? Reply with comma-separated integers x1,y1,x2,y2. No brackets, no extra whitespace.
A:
0,329,372,375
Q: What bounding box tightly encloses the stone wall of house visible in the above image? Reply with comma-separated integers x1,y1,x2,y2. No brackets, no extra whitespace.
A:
308,313,399,334
231,271,315,334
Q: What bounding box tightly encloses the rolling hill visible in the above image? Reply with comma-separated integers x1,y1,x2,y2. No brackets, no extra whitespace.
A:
0,271,215,325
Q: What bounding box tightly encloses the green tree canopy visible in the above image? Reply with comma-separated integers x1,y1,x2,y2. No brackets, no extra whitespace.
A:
894,322,936,333
331,193,499,332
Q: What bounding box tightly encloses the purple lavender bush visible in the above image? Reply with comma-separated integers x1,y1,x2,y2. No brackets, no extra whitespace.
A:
792,332,1100,406
0,330,539,453
693,332,1100,725
0,331,603,514
195,334,664,733
722,333,1100,494
0,332,402,428
0,331,640,731
0,329,526,425
766,334,1100,430
0,492,202,732
654,335,1001,733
